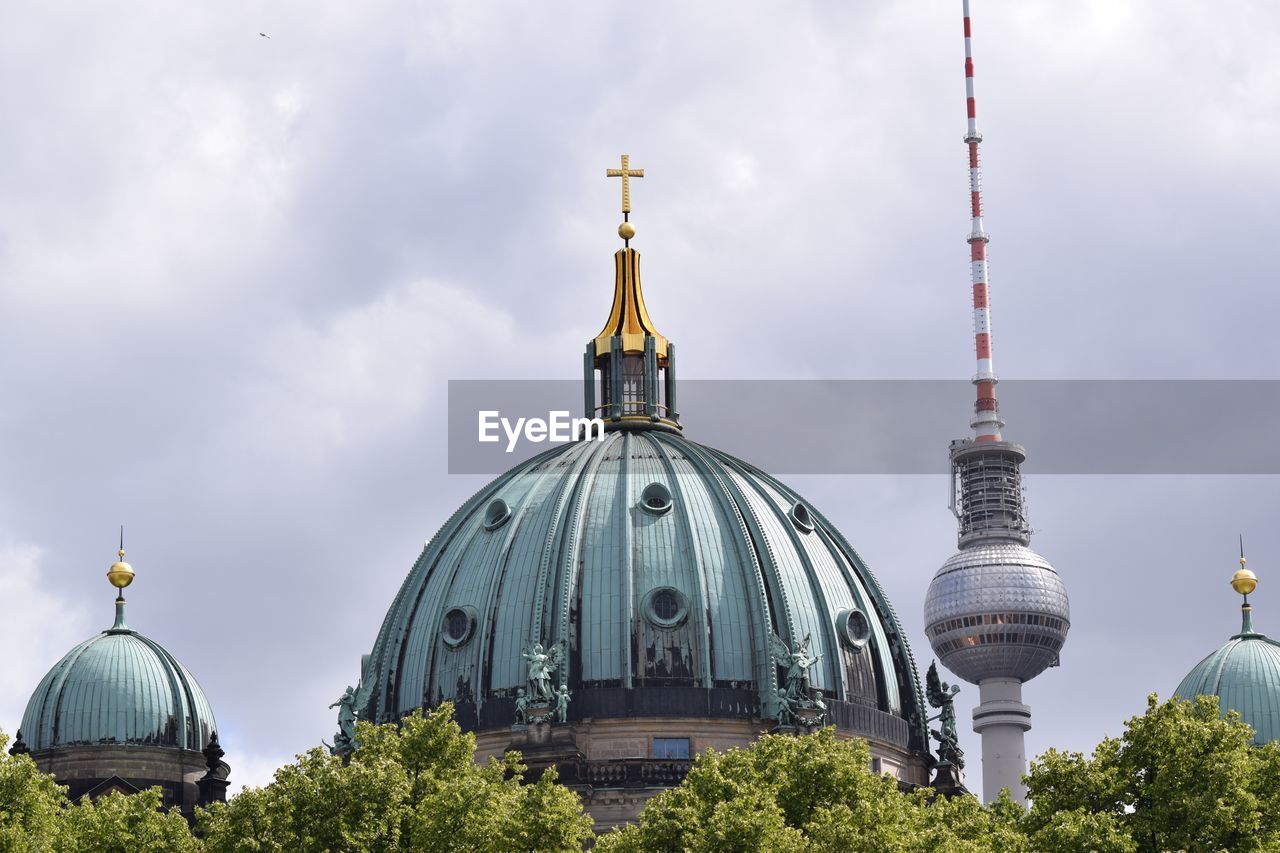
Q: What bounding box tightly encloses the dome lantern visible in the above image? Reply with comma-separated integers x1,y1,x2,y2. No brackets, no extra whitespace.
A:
583,155,680,433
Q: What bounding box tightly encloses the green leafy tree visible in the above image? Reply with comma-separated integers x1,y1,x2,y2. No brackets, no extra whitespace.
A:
1025,694,1280,852
199,703,592,852
0,731,66,852
595,728,1026,853
54,788,200,853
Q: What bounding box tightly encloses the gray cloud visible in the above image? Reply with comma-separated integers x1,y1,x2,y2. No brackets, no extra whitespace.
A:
1,0,1278,791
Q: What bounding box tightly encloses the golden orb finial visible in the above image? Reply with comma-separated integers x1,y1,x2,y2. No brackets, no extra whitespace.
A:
1232,535,1257,596
107,527,134,590
107,553,134,589
1231,567,1258,596
618,221,636,240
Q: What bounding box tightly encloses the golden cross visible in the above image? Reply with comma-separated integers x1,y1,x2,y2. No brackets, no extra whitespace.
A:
606,154,644,215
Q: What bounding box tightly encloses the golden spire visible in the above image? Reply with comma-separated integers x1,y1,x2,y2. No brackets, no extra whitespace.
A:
107,526,134,595
606,154,644,243
1232,535,1258,598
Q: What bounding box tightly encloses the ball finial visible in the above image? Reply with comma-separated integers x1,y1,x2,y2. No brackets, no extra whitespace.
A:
618,221,636,241
1232,537,1257,596
1232,565,1258,597
107,547,134,590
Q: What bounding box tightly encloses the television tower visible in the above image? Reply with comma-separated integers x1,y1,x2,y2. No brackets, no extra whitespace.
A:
922,0,1071,804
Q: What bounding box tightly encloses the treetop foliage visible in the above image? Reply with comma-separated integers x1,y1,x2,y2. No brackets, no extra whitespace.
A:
7,695,1280,852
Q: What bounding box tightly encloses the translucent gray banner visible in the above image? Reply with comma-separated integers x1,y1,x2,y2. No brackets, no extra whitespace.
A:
447,380,1279,475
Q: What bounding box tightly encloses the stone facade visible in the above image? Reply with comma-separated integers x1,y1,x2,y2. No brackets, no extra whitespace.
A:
29,744,208,813
475,717,930,833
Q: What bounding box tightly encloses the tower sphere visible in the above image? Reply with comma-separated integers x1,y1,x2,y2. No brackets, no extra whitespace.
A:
923,542,1070,684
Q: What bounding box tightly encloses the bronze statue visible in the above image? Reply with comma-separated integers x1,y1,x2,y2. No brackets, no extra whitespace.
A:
769,633,823,700
514,688,529,725
555,684,571,723
521,640,565,702
926,661,964,768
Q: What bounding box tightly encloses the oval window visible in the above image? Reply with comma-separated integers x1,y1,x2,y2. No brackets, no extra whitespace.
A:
483,498,512,531
789,502,815,533
836,608,872,650
644,587,689,628
640,483,673,516
442,607,476,647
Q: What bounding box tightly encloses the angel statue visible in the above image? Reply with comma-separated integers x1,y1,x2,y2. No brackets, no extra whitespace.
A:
327,676,373,753
768,633,823,700
329,656,376,755
521,640,565,702
514,688,529,725
926,661,964,768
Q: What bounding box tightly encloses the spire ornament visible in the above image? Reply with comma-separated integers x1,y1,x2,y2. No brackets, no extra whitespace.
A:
106,527,134,633
606,154,644,244
584,156,681,432
1232,535,1259,636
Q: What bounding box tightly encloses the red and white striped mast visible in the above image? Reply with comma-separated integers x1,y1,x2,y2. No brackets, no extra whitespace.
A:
963,0,1002,443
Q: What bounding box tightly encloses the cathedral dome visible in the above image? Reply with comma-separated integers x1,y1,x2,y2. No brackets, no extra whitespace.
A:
356,178,932,822
18,599,216,753
1175,558,1280,744
363,428,926,752
1176,629,1280,744
11,549,227,813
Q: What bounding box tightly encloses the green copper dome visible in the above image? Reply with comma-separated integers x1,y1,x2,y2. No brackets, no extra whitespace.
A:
354,234,931,777
18,599,217,752
362,429,928,752
1175,605,1280,744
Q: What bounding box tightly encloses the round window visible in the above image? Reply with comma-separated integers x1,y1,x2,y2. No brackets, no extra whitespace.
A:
644,587,689,628
836,608,872,650
789,502,815,533
652,589,680,621
640,483,674,515
442,607,476,647
483,498,512,531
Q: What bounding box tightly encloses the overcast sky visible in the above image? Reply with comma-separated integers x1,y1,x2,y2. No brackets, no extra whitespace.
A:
2,0,1279,794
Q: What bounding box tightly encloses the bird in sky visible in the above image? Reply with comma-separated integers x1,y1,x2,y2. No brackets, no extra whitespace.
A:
259,32,271,39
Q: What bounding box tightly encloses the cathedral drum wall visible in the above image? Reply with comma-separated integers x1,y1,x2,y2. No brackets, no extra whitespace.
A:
32,744,206,810
474,716,927,831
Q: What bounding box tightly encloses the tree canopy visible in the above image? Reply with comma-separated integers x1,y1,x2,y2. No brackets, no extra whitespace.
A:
198,704,593,852
594,727,1026,853
1,731,198,853
1024,693,1280,853
3,707,591,853
9,694,1280,851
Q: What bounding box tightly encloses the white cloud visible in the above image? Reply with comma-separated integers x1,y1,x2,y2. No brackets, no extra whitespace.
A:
0,540,86,735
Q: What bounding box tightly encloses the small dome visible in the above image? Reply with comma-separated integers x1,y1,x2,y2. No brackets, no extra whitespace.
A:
1176,610,1280,744
19,621,216,752
923,542,1071,683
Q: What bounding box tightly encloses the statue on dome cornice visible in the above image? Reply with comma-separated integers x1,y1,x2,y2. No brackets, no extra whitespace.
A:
521,640,565,702
769,634,827,731
329,669,375,755
926,662,964,770
769,633,822,701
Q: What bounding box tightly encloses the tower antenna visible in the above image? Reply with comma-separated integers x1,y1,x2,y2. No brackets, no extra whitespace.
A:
963,0,1001,443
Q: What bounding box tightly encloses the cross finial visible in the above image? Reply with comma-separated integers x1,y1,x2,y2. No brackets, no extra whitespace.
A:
606,154,644,215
